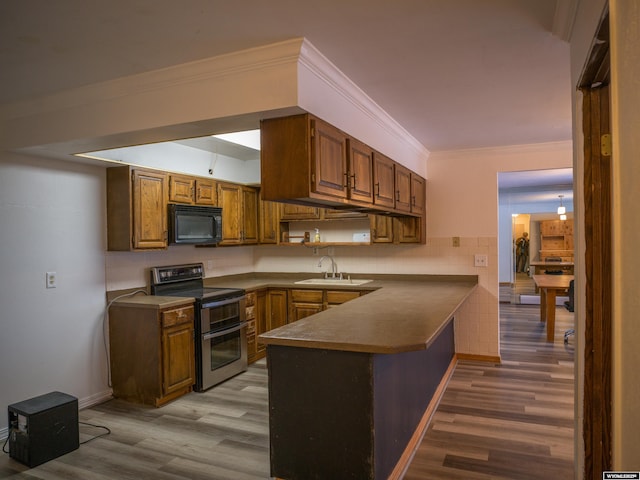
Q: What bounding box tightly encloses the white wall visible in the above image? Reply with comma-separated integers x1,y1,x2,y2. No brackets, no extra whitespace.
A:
0,154,109,424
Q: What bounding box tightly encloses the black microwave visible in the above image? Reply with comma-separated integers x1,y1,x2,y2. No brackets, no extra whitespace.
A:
168,204,223,245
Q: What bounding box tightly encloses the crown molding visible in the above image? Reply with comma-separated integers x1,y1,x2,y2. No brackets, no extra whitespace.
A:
297,39,429,161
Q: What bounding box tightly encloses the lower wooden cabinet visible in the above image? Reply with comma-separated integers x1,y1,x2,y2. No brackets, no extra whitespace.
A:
108,301,195,407
267,289,289,331
289,289,324,322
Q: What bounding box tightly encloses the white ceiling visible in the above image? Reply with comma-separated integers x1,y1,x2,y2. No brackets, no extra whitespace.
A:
0,0,574,184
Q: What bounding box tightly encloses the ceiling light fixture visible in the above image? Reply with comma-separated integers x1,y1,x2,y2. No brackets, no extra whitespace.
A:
557,195,566,215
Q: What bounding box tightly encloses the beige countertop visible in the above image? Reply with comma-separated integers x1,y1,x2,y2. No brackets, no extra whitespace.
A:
203,273,478,354
112,294,195,309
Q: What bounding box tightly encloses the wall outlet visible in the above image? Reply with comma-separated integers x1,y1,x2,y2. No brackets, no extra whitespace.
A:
46,271,57,288
452,236,460,247
474,254,488,267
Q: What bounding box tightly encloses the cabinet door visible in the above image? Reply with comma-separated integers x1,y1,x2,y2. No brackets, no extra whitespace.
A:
325,290,361,308
267,289,288,331
410,174,426,215
259,199,279,244
195,179,217,206
256,289,268,357
373,152,396,208
394,216,422,244
370,214,394,243
347,138,374,204
218,182,242,244
168,174,195,204
279,204,321,220
323,208,368,219
241,186,259,244
161,308,195,396
290,303,323,322
132,169,167,249
311,118,348,199
394,164,412,213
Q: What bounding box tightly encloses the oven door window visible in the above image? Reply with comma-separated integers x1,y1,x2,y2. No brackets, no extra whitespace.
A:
205,326,242,371
201,301,240,332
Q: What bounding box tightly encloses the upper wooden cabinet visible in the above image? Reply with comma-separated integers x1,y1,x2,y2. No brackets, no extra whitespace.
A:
259,198,280,244
372,151,396,209
347,138,375,204
168,174,217,206
217,182,258,245
410,174,426,215
107,166,168,251
262,114,425,215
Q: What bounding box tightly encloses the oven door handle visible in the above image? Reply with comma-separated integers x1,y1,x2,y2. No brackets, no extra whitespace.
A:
201,296,245,310
202,322,247,340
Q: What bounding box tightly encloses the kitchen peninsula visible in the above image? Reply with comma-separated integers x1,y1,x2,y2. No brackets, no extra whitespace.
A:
203,273,477,479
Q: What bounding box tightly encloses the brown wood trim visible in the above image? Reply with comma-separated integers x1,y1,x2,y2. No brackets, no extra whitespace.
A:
388,355,458,480
456,353,502,363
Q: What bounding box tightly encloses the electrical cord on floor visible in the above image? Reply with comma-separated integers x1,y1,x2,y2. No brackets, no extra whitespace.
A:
103,289,148,388
2,430,12,454
79,421,111,444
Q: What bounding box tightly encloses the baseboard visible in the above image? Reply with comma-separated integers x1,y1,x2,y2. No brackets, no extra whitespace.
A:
456,353,502,363
78,389,113,410
388,354,458,480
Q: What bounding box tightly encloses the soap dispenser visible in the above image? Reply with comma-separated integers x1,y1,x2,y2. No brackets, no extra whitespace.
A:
314,228,321,243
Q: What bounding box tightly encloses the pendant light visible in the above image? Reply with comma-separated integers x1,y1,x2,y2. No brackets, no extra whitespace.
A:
557,195,566,215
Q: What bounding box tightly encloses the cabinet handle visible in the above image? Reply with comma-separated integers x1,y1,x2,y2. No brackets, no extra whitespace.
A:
412,195,416,206
396,190,400,202
372,229,377,240
343,172,349,188
351,174,356,190
375,183,380,197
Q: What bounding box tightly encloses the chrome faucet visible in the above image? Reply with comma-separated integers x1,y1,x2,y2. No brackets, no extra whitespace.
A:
318,255,340,279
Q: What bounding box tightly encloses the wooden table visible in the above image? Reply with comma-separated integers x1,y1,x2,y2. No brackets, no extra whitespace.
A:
533,275,574,342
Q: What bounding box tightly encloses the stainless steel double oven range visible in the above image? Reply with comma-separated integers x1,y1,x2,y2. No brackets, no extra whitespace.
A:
150,263,247,392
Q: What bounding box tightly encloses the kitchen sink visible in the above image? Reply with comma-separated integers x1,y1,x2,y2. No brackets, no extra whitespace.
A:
294,278,373,286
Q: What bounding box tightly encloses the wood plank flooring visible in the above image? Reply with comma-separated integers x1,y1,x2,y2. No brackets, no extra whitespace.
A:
404,303,575,479
0,303,574,479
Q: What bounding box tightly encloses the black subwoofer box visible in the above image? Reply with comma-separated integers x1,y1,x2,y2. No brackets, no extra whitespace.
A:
7,391,79,467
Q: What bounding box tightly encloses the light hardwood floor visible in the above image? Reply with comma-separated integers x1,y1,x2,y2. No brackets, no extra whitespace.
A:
1,303,574,479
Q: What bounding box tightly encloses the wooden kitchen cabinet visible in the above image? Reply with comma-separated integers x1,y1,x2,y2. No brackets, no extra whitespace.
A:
289,289,324,322
217,182,258,245
372,151,396,209
108,301,195,407
107,166,168,251
255,289,268,359
539,218,574,261
259,197,280,244
325,290,362,308
267,289,289,331
279,203,321,221
168,174,217,206
261,114,367,208
370,214,424,244
410,174,426,215
370,214,394,243
394,163,412,213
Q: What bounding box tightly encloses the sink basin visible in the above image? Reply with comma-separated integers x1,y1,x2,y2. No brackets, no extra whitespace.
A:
294,278,373,286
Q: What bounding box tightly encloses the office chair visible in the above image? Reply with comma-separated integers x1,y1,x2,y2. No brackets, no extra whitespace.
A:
564,279,575,343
